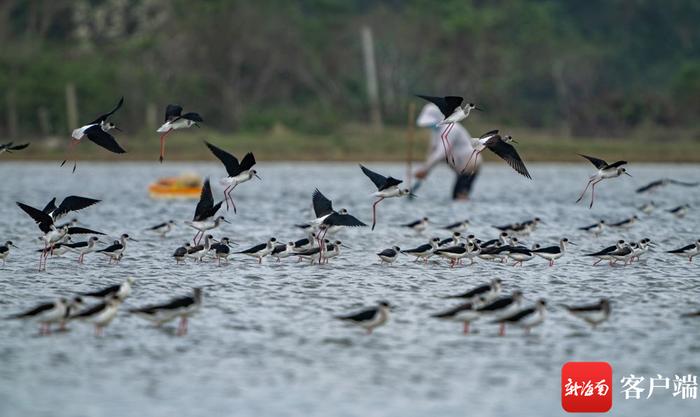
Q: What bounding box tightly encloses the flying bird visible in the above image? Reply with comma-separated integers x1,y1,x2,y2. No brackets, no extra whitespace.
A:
359,164,411,230
156,104,203,162
575,154,630,208
636,178,699,194
205,141,260,213
0,142,29,155
65,97,125,172
463,130,531,179
16,196,103,271
416,95,481,165
185,178,228,244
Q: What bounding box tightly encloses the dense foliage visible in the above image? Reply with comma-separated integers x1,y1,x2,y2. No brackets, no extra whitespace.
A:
0,0,698,137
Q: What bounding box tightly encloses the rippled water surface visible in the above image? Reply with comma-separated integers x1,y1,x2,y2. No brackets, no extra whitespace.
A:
0,162,699,417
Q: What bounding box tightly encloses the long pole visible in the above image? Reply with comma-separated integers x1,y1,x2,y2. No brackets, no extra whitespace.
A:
406,101,416,189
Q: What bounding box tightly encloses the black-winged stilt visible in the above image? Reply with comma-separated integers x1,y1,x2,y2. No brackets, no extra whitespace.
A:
666,239,700,262
173,243,191,264
205,141,260,213
463,130,531,178
564,298,610,329
71,296,122,336
129,288,203,336
147,220,176,238
584,240,627,266
79,277,135,301
0,142,29,154
402,237,441,262
401,217,429,232
187,234,217,262
442,220,470,233
578,220,605,237
359,164,411,230
493,299,546,336
237,238,277,264
156,104,203,162
211,237,234,265
271,242,295,262
609,215,638,229
416,95,481,165
97,234,136,264
575,154,631,208
0,240,18,265
377,246,401,264
185,178,228,244
636,178,698,194
65,97,125,172
336,301,391,334
668,204,690,218
310,189,366,252
9,298,68,335
531,238,574,266
66,236,103,263
444,279,502,302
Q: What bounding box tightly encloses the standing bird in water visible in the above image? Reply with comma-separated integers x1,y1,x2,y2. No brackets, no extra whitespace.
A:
359,164,412,230
463,130,531,179
65,97,125,172
156,104,203,163
204,141,260,213
416,95,481,166
576,154,631,208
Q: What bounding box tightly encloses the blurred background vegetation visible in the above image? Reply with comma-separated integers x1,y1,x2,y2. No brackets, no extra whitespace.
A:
1,0,698,161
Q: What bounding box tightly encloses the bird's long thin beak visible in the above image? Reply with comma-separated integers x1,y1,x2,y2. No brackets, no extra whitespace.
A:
255,173,262,180
129,237,139,242
568,242,577,246
341,244,351,249
511,139,519,144
11,244,19,248
223,219,231,224
114,127,123,132
624,172,632,177
409,193,418,198
194,123,201,128
474,106,484,111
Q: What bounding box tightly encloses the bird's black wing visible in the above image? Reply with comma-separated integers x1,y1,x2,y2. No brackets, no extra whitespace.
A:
360,164,389,190
578,154,608,169
668,179,699,187
89,97,124,124
237,243,266,254
97,243,122,253
42,198,57,214
377,248,397,257
17,202,53,233
478,297,514,312
181,112,203,122
584,245,617,256
148,222,167,230
402,219,421,227
489,139,532,179
63,241,88,249
67,226,104,235
52,196,101,220
205,141,240,176
564,302,604,313
73,302,107,318
312,189,334,218
11,302,55,318
532,245,559,254
404,243,431,253
445,284,490,299
239,152,256,172
164,104,183,122
497,307,535,323
9,143,29,151
479,129,500,139
607,160,627,169
336,307,377,322
133,296,194,313
194,179,215,221
432,302,475,318
324,212,367,227
79,284,119,298
84,125,126,154
415,95,463,118
635,180,664,193
667,244,695,253
578,223,596,231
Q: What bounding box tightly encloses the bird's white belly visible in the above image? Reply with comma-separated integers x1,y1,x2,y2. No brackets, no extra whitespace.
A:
71,124,94,140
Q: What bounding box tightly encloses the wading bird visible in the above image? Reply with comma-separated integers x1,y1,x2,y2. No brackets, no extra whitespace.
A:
576,154,630,208
359,164,411,230
156,104,203,162
205,141,260,213
65,97,125,172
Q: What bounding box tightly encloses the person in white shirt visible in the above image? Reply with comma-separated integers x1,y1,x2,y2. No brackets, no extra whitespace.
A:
413,103,482,200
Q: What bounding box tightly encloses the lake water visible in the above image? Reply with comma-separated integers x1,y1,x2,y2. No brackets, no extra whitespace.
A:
0,162,698,417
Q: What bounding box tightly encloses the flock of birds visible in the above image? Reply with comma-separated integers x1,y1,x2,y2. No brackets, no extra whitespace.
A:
1,94,699,338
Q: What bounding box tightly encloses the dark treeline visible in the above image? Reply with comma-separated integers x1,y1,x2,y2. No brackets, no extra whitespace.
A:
0,0,698,138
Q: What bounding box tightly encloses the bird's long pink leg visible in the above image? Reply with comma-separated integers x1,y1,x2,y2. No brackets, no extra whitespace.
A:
444,123,456,166
589,179,603,208
593,259,602,266
371,197,384,231
576,179,594,203
223,186,232,210
159,129,173,163
440,124,452,163
463,321,470,335
499,323,506,336
462,150,480,174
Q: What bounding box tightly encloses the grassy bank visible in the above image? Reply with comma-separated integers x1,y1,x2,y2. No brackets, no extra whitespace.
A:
7,124,700,163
